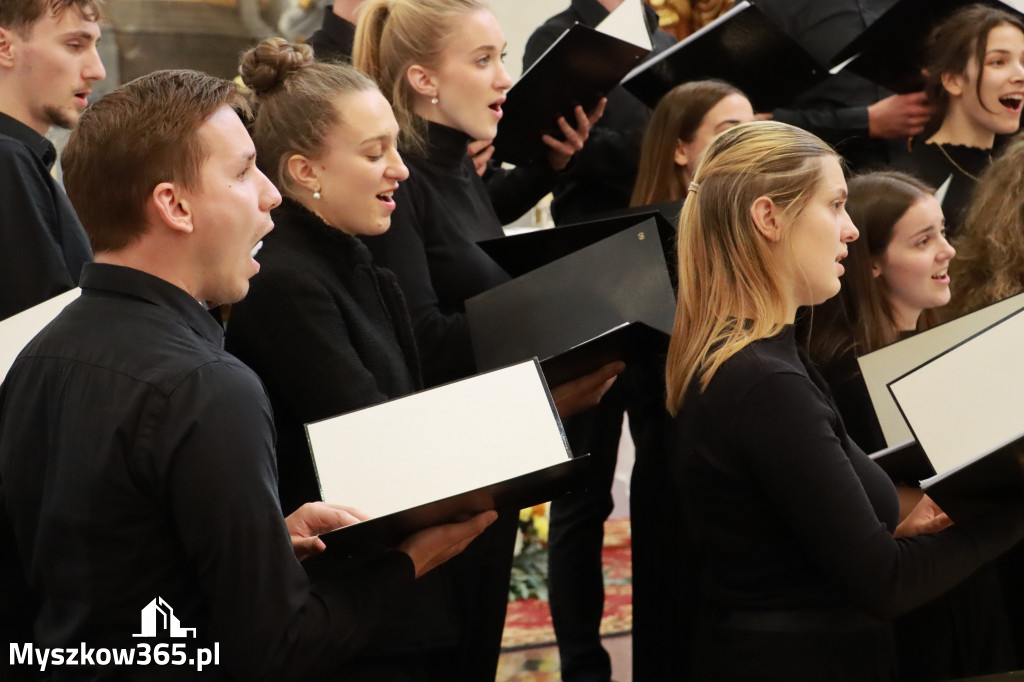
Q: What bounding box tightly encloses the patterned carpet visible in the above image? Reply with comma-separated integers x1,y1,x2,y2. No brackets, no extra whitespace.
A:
501,518,633,650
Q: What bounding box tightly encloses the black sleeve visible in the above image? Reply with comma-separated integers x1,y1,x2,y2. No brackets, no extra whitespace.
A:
484,163,558,225
0,142,79,321
308,6,356,62
733,370,1024,621
157,362,416,681
772,104,870,145
226,271,392,422
363,181,476,385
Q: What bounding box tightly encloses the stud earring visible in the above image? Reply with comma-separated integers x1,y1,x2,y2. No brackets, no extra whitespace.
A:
431,94,439,105
313,187,321,200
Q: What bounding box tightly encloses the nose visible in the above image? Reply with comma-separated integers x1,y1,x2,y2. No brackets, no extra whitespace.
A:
842,212,859,243
388,148,410,182
258,168,282,212
938,234,956,262
496,60,513,91
84,45,106,82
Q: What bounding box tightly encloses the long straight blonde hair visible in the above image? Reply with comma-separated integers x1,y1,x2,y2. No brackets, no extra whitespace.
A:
665,121,837,415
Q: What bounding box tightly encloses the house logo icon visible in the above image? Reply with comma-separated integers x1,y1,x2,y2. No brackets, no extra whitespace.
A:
132,597,196,639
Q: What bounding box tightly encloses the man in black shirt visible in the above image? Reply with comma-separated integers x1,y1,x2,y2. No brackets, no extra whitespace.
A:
0,69,494,681
0,0,106,321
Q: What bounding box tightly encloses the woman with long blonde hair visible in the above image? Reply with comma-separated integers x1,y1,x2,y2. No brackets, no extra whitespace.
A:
666,120,1024,680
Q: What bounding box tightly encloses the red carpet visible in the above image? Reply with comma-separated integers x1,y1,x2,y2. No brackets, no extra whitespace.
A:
501,518,632,650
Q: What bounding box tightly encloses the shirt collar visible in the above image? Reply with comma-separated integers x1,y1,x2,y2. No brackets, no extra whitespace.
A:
79,263,225,345
0,111,57,169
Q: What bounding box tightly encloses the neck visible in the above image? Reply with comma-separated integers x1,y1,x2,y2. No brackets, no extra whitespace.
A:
927,105,996,149
0,91,49,136
596,0,625,12
890,302,921,332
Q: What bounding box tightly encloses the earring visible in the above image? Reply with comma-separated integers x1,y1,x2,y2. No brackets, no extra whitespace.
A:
431,94,439,105
312,187,321,200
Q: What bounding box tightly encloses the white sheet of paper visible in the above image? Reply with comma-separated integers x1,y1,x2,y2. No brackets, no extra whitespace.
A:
306,361,570,518
595,0,652,51
889,309,1024,474
0,288,80,383
858,292,1024,446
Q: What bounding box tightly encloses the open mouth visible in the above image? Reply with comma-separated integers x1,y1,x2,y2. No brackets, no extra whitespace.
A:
488,98,505,117
376,188,397,208
250,241,264,258
74,91,91,107
932,270,950,283
998,93,1023,112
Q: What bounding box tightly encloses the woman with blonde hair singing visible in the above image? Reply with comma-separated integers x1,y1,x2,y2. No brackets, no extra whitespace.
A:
667,120,1024,680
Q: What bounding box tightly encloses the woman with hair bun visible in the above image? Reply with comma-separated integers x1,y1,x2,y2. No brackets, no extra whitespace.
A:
893,4,1024,238
667,120,1024,680
630,79,754,207
225,38,492,680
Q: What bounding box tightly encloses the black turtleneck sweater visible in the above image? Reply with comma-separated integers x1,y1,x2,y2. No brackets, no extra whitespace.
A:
671,327,1024,678
226,200,420,514
362,122,552,387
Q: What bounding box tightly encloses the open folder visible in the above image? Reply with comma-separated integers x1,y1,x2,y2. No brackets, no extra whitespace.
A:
466,211,676,385
829,0,1024,94
0,288,81,383
621,1,823,111
492,0,651,167
888,307,1024,521
307,360,589,554
857,292,1024,447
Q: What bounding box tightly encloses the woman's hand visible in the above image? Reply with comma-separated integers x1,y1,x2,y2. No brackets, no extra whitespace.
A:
398,510,498,578
544,98,607,171
467,138,495,177
551,360,625,419
285,502,370,561
894,494,952,538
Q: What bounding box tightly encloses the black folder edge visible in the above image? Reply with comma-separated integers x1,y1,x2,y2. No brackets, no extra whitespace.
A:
492,23,650,166
884,305,1024,520
539,320,669,387
479,210,676,284
304,359,586,555
829,0,1024,93
868,439,936,486
620,0,824,110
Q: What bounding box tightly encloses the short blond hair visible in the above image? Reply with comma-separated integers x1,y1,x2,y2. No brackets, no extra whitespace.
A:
665,121,837,414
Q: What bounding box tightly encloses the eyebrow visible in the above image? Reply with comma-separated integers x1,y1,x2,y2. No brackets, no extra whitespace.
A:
59,30,99,42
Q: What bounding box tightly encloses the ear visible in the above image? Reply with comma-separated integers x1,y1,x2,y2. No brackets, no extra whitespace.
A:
871,259,883,278
674,139,688,167
286,153,320,193
750,196,783,242
150,182,194,235
406,64,438,99
941,70,965,98
0,26,18,69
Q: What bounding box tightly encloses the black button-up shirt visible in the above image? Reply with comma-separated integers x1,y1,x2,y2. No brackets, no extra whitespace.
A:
0,112,92,321
0,263,414,681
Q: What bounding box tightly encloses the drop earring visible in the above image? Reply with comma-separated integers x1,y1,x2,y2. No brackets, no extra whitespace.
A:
431,94,439,105
313,187,321,200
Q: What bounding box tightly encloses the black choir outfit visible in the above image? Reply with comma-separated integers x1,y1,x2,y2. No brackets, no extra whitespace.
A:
0,263,418,681
672,326,1024,681
892,138,993,239
524,3,678,677
0,112,92,321
362,120,554,681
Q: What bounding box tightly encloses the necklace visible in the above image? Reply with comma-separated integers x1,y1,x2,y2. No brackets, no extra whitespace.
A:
933,142,980,182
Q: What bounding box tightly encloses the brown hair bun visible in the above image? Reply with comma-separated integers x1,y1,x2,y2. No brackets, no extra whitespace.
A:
239,37,315,97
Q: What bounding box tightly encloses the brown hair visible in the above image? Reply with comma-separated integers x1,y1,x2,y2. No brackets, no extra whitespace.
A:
808,172,936,365
0,0,102,36
630,80,744,206
945,133,1024,318
665,121,837,415
353,0,485,156
239,37,378,201
62,70,248,253
924,4,1024,133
